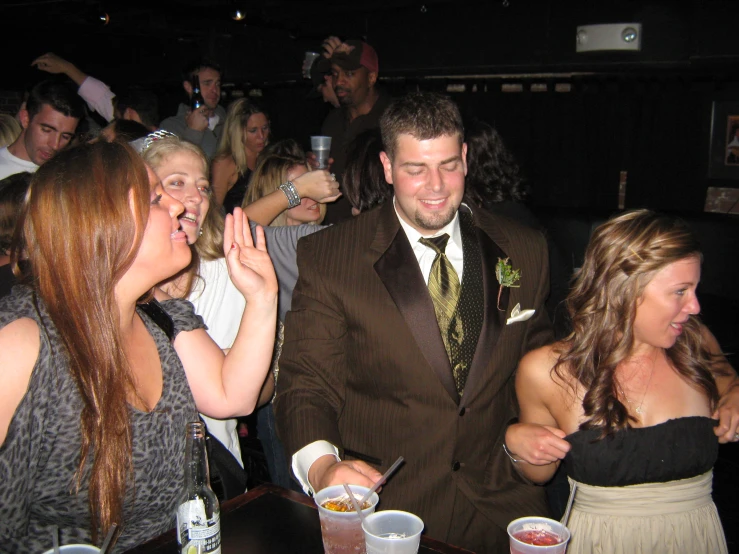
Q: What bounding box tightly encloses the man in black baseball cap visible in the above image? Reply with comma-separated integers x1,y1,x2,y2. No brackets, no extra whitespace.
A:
318,38,392,224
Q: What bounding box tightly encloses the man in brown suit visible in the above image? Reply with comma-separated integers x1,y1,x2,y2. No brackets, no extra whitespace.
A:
275,92,552,552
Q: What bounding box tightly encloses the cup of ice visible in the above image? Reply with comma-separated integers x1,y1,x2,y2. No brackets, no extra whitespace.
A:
362,510,424,554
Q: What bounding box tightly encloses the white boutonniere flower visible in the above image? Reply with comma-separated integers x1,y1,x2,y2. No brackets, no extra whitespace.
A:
506,303,536,325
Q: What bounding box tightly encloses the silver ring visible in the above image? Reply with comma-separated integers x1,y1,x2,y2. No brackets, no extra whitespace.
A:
735,433,739,441
330,173,336,181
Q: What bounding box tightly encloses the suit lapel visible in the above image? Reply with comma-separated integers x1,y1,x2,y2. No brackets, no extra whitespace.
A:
460,207,511,407
372,204,460,404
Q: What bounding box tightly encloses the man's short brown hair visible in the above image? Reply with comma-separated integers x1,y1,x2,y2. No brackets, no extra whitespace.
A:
380,92,464,160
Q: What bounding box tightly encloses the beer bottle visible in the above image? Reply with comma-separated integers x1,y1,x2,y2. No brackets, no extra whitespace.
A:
177,421,221,554
190,73,205,111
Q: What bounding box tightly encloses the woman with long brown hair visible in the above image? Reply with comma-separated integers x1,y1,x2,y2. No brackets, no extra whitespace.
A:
0,140,277,552
504,210,738,553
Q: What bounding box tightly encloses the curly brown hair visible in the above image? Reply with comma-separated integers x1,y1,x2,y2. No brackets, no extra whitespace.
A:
554,209,730,436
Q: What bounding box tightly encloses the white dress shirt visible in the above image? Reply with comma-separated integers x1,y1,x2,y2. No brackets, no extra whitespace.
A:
291,200,465,494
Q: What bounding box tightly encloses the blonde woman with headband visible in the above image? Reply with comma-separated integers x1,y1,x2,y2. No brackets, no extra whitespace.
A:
505,210,739,553
141,133,270,496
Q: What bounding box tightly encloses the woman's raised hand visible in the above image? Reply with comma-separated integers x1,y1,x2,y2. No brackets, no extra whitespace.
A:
224,207,278,302
504,422,571,466
293,169,342,204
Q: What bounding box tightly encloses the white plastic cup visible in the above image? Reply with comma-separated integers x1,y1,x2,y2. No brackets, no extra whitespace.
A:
507,516,570,554
314,484,380,554
303,51,321,78
362,510,424,554
310,135,332,169
42,545,101,554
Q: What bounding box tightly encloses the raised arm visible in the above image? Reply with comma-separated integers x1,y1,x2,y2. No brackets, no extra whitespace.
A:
31,52,87,86
31,52,115,122
241,169,341,226
173,209,278,418
504,345,571,484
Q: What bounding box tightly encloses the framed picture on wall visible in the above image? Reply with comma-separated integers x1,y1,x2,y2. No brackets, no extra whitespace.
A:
708,100,739,179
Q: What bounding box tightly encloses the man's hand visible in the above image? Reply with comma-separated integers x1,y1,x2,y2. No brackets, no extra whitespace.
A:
504,422,570,466
293,169,341,203
185,107,209,132
306,151,335,171
31,52,87,86
713,379,739,444
31,52,72,74
321,36,343,59
309,455,383,493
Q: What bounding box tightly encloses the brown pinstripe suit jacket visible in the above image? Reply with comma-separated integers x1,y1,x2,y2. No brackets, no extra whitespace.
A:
275,200,553,550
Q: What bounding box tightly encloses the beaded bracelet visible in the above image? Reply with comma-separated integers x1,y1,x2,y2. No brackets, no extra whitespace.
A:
279,180,301,209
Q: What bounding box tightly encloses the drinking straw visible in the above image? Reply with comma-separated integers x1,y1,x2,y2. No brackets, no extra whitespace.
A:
100,522,118,554
342,483,366,521
359,455,405,507
560,482,578,527
52,525,60,554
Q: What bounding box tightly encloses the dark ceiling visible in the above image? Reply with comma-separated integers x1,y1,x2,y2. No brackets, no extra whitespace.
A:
2,0,739,89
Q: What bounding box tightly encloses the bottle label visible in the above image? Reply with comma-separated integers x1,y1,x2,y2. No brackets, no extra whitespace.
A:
177,499,221,554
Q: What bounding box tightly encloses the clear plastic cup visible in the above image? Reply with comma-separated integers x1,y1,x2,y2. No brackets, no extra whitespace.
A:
42,546,101,554
310,135,332,169
314,484,380,554
507,516,570,554
303,52,321,78
362,510,424,554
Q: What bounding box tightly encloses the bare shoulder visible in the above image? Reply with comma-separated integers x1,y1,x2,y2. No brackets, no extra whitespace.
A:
518,343,560,384
0,317,40,360
212,153,234,168
212,155,238,181
0,317,41,445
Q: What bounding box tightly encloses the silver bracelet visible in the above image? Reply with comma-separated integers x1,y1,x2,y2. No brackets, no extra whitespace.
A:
279,180,301,209
502,442,521,464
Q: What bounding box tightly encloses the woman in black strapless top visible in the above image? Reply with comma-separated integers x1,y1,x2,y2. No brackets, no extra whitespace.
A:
504,210,739,554
212,99,270,213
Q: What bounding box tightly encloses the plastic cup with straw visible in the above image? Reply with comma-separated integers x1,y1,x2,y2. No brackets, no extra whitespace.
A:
314,484,379,554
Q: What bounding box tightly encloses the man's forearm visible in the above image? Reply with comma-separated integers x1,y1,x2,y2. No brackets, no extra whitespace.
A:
293,441,340,494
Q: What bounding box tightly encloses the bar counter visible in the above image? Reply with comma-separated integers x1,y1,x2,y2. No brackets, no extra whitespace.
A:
126,483,474,554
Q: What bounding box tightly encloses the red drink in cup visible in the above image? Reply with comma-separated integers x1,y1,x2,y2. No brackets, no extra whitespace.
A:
507,517,570,554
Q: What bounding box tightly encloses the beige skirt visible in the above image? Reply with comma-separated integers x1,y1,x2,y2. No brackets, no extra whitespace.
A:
565,471,728,554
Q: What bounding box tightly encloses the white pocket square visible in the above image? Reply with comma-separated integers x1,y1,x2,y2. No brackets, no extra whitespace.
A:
506,303,536,325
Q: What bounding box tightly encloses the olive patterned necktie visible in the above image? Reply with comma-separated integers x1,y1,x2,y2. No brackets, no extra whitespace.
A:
420,234,462,369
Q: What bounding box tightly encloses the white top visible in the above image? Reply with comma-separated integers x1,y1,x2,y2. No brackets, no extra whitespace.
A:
188,257,246,467
291,202,464,494
0,147,38,182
